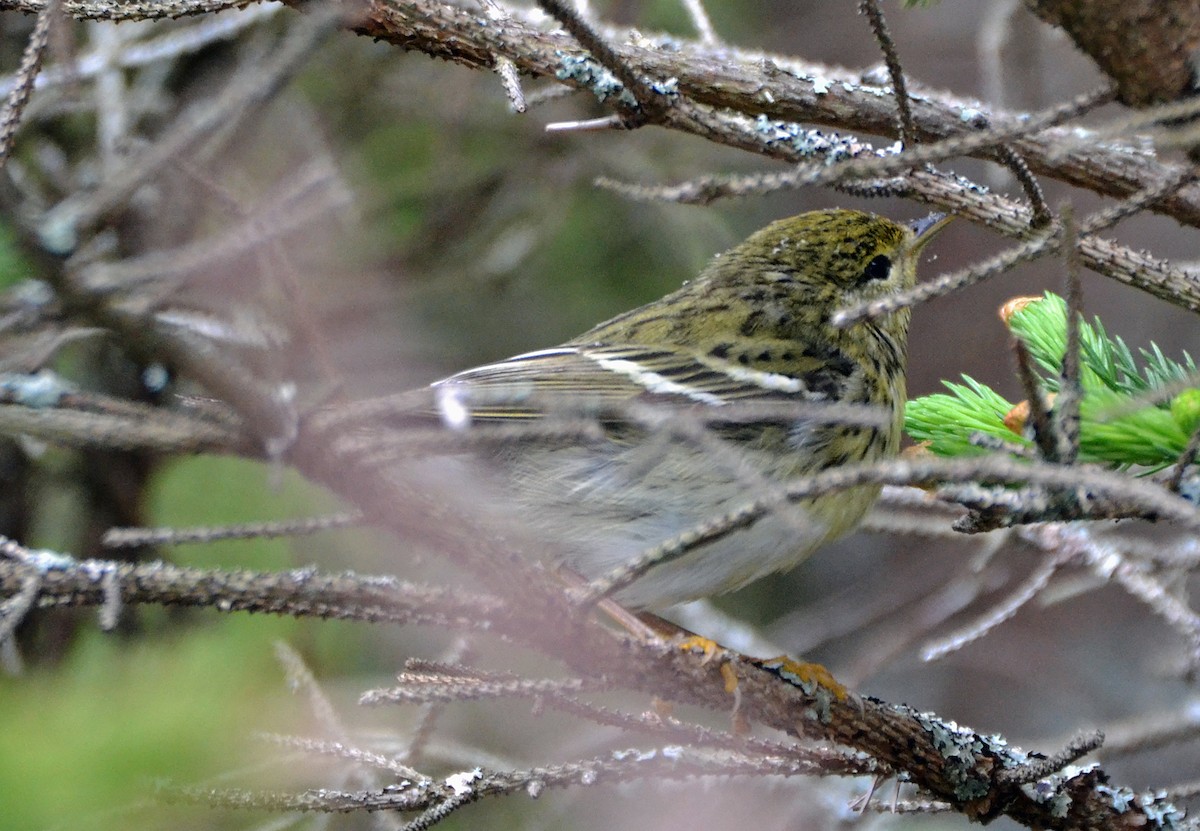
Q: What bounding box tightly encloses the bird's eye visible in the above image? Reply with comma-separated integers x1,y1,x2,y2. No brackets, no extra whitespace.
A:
862,254,892,282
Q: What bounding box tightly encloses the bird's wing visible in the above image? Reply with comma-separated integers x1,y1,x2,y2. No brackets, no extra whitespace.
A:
431,343,841,425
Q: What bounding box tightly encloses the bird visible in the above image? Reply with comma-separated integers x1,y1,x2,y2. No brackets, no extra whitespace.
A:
410,209,949,609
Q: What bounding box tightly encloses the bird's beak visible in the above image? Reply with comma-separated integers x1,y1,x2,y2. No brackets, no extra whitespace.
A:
908,212,953,253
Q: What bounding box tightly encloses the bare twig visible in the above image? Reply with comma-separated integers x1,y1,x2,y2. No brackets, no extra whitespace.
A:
921,552,1060,662
859,0,915,147
1012,338,1059,462
679,0,716,44
37,5,342,252
1057,204,1083,465
0,0,57,168
0,398,247,454
1166,424,1200,492
101,511,364,549
996,145,1052,227
997,730,1105,785
1022,524,1200,670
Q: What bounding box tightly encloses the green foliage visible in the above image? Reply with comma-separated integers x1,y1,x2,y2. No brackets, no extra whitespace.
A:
0,619,305,830
0,456,387,828
904,375,1019,457
1007,293,1199,397
147,455,325,570
905,292,1199,468
0,219,34,291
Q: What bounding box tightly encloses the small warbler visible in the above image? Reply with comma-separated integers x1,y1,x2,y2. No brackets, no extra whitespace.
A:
422,209,948,609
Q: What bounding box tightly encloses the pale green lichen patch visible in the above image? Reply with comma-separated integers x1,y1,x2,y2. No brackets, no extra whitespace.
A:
1136,790,1186,828
911,712,997,801
894,704,1185,827
555,51,636,106
1098,784,1136,813
751,117,886,166
1020,763,1098,819
553,51,677,108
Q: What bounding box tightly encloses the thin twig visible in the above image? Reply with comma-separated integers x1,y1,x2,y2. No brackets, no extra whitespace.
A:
1057,203,1083,465
1012,338,1059,462
101,511,365,549
997,731,1105,785
1079,165,1200,236
0,0,57,168
921,553,1060,662
1166,424,1200,492
400,639,477,767
679,0,716,44
1023,524,1200,670
859,0,915,147
576,450,1200,604
596,85,1113,207
0,4,281,98
480,0,526,111
37,5,342,251
996,145,1052,227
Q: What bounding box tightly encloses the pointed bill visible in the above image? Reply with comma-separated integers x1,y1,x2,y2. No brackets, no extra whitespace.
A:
907,212,953,255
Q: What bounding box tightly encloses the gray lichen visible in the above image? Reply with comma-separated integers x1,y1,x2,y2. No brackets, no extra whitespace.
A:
553,51,677,108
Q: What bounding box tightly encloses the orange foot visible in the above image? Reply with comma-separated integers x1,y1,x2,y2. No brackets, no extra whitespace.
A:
677,635,745,730
677,635,740,691
677,634,722,663
752,655,849,702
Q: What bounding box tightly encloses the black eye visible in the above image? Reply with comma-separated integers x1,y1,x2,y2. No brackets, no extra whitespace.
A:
862,254,892,282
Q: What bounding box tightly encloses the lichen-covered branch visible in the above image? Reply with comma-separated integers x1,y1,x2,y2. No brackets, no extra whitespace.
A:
346,0,1200,231
2,0,1199,228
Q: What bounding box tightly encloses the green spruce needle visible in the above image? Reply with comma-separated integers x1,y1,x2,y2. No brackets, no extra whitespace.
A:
905,292,1200,469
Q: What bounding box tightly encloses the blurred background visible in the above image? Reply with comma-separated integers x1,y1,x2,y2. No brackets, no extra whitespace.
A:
0,1,1196,828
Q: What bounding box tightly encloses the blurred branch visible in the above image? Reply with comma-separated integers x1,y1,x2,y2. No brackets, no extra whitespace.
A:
0,0,253,20
0,394,249,453
0,537,1184,831
22,9,344,456
1021,523,1200,668
0,0,55,167
0,4,281,97
101,510,363,548
1024,0,1200,107
0,541,507,627
162,743,865,816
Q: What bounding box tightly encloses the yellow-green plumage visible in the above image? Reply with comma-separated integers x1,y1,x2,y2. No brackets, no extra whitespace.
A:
429,209,947,608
